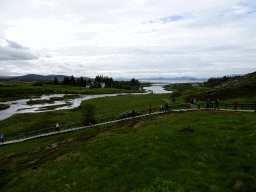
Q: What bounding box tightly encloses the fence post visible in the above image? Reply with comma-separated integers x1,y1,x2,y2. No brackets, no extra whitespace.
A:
241,104,243,110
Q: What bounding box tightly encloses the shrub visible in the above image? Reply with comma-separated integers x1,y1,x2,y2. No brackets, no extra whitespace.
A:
79,103,96,124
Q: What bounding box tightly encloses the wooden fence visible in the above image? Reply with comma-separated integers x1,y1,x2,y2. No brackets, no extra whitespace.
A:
15,104,191,139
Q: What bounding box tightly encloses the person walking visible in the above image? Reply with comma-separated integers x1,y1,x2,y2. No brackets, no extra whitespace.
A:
193,98,196,105
89,118,93,126
215,99,219,110
190,98,193,104
149,104,152,114
132,109,135,118
197,99,201,109
206,99,210,109
165,103,169,112
1,133,4,143
233,100,238,111
160,104,163,112
56,123,59,132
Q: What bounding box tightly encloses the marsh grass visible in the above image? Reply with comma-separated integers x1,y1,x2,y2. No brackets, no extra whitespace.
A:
0,83,143,102
1,110,256,191
0,94,171,141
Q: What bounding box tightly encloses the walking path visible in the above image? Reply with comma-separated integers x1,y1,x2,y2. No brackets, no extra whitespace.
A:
1,108,254,146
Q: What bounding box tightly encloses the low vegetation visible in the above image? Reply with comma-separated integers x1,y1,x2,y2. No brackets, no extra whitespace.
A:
1,110,256,191
0,104,10,110
26,94,81,105
0,72,256,191
0,80,146,102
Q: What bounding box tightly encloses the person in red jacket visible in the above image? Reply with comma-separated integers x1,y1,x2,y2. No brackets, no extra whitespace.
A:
233,100,238,111
149,104,152,114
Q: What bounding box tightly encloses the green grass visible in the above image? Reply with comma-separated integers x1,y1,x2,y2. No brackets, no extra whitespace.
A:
0,104,10,110
0,93,171,141
0,82,144,102
1,110,256,191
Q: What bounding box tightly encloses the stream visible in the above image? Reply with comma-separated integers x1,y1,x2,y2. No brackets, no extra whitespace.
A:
0,84,172,121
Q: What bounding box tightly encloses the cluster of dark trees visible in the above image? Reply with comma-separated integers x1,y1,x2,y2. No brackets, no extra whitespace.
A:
203,76,232,87
53,76,92,87
52,75,140,90
111,78,140,90
95,75,113,88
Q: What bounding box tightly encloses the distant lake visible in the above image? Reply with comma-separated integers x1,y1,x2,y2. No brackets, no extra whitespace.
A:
140,79,205,84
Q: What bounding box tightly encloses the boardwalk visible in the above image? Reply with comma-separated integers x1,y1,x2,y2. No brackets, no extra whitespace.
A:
0,108,254,146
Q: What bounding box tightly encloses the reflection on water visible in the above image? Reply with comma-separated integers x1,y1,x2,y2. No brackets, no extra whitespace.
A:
0,84,172,121
143,84,173,94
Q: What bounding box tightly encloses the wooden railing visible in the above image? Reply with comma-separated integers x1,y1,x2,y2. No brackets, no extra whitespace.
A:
15,104,191,139
209,103,256,110
15,103,255,139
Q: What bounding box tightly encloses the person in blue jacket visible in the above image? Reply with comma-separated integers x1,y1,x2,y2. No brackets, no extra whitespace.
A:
1,133,4,143
206,99,210,108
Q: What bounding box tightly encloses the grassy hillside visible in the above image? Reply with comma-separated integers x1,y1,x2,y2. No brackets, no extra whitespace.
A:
1,73,256,191
1,110,256,191
182,71,256,102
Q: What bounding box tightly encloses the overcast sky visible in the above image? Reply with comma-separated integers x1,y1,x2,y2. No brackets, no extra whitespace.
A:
0,0,256,79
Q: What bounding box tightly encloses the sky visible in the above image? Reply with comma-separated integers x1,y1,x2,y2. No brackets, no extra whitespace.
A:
0,0,256,79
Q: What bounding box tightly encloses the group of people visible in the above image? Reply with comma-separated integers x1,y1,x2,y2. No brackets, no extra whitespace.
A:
150,104,169,114
192,98,239,111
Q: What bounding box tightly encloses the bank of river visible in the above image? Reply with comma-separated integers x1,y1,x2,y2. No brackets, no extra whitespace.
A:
0,84,172,121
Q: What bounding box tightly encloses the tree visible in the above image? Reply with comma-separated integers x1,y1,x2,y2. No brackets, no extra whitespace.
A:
63,77,70,85
53,76,59,85
131,78,136,86
69,75,76,86
79,103,96,124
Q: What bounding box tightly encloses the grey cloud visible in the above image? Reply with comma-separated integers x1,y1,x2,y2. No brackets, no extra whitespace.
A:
5,39,29,49
0,39,38,60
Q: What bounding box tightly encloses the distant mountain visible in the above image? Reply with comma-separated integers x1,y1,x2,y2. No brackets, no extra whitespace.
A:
138,76,208,81
1,74,90,81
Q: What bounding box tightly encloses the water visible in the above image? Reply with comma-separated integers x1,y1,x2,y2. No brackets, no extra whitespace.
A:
143,84,173,94
140,79,204,84
0,84,174,121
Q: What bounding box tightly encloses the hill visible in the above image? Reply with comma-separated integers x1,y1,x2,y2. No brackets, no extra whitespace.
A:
0,74,90,81
185,71,256,102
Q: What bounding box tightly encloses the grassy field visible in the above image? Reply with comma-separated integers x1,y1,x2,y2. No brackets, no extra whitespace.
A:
1,110,256,191
0,81,146,102
0,93,171,141
1,76,256,191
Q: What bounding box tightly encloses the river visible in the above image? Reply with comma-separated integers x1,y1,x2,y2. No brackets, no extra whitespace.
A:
0,84,172,121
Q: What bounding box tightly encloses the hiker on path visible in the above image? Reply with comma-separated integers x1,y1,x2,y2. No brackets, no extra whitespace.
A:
233,100,238,111
149,104,152,114
165,103,169,112
215,99,219,110
197,99,201,109
160,104,163,112
206,99,210,108
190,98,193,104
132,109,135,118
1,133,4,143
172,97,176,102
56,123,59,132
193,98,196,105
89,118,93,126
